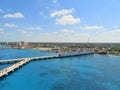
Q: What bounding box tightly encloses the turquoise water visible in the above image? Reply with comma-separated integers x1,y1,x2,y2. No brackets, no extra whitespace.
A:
0,47,120,90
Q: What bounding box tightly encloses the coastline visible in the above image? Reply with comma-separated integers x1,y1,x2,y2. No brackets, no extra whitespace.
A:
1,44,120,56
107,54,120,56
32,47,53,51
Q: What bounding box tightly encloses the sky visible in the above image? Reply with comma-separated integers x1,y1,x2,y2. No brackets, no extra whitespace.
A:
0,0,120,42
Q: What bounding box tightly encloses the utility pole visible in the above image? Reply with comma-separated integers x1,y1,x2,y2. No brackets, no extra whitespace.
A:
88,37,90,50
88,37,90,44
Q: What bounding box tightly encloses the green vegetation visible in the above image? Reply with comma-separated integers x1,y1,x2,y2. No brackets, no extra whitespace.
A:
108,47,120,55
1,42,120,56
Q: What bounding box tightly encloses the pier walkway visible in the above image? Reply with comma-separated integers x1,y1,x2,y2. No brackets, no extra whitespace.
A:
0,52,93,78
0,55,59,78
0,58,23,64
0,58,31,78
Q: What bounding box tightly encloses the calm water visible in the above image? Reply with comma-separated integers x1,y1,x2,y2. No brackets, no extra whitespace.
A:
0,46,120,90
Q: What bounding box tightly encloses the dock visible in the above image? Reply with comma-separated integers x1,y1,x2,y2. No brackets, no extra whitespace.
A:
0,52,93,78
0,58,31,78
0,58,23,64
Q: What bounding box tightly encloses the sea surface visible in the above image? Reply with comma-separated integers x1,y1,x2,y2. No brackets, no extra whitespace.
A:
0,46,120,90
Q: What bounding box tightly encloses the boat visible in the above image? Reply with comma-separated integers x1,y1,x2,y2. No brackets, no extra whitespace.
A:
58,50,93,57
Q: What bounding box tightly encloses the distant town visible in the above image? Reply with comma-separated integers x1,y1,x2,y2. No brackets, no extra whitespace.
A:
0,41,120,56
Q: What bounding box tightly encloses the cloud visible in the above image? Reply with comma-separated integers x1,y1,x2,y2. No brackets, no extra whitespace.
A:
0,9,4,12
61,29,75,33
18,30,33,37
0,31,4,34
50,8,75,17
90,29,120,42
109,29,120,33
28,27,41,30
0,28,4,31
0,28,4,34
56,15,80,25
52,32,58,34
3,12,24,18
53,0,58,3
4,23,18,27
18,30,27,34
31,32,91,42
100,29,120,36
80,25,104,30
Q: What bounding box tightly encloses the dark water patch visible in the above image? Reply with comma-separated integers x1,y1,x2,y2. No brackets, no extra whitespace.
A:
51,78,82,90
39,72,48,77
40,69,61,77
0,82,11,89
51,82,65,90
64,69,80,79
0,83,6,88
39,65,49,70
60,65,70,70
61,66,92,80
80,64,99,70
49,69,61,75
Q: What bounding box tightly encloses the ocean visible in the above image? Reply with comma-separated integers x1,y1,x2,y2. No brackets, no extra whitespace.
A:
0,46,120,90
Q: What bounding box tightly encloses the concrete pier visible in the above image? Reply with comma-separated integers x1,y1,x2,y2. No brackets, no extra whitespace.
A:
0,52,93,78
0,59,22,64
0,58,31,78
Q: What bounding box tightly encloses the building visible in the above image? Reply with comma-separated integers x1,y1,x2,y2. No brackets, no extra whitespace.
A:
18,41,28,49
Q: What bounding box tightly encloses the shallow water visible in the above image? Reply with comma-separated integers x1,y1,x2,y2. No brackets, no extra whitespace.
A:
0,47,120,90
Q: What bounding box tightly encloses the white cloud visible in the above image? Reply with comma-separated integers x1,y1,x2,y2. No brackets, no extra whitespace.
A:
53,0,58,3
32,29,120,42
31,32,91,42
109,29,120,33
90,29,120,42
80,25,104,30
18,30,27,34
0,31,4,34
52,32,58,34
56,15,80,25
28,27,41,30
99,29,120,36
17,30,32,37
61,29,75,33
0,28,4,31
3,28,120,42
0,28,4,34
0,9,4,12
4,23,18,27
50,8,75,17
3,12,24,18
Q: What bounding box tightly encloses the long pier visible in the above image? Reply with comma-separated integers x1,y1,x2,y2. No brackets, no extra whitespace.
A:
0,52,93,78
0,59,23,64
0,58,31,78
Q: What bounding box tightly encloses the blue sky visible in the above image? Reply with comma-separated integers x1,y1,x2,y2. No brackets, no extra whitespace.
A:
0,0,120,42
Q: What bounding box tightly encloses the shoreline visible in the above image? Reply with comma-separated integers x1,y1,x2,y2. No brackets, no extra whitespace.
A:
107,54,120,56
1,45,120,56
32,47,53,51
